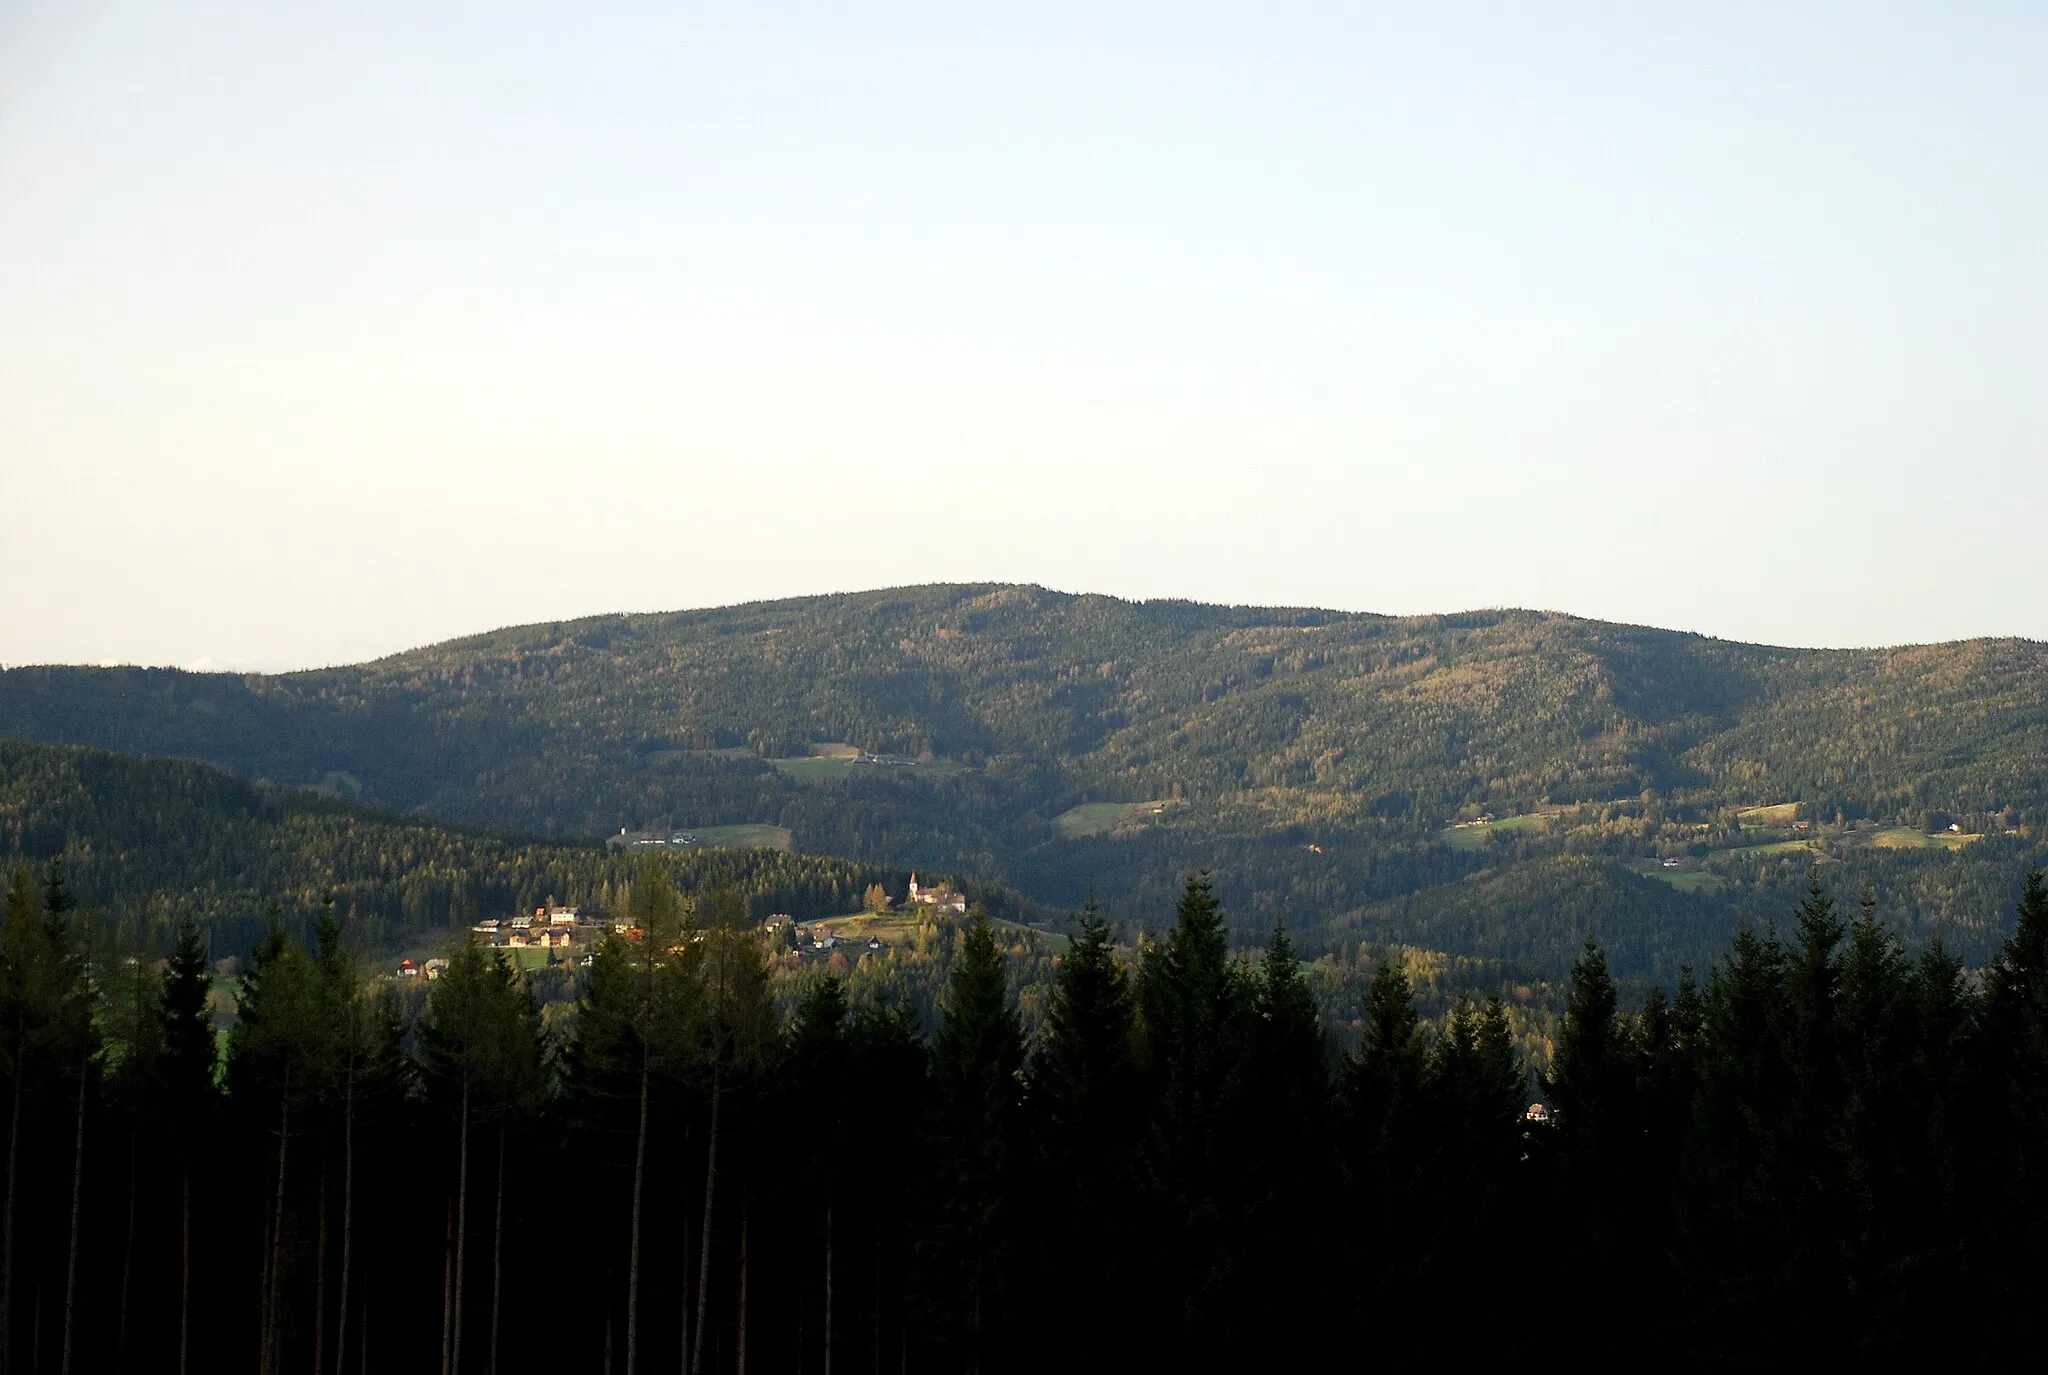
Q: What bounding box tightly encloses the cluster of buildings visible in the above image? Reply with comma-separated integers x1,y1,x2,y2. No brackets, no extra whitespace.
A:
472,904,603,951
763,913,885,959
392,881,976,981
906,874,968,915
610,828,703,851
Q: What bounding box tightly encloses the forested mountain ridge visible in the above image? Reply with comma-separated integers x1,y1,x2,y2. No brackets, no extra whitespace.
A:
6,583,2047,961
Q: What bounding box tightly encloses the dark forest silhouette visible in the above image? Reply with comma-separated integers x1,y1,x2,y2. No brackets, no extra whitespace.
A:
4,861,2048,1372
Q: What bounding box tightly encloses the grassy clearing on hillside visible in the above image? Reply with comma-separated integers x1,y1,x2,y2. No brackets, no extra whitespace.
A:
1054,800,1174,838
1440,812,1550,852
1715,840,1818,861
769,756,857,781
1645,867,1727,893
806,910,1070,954
1738,803,1801,826
770,754,963,783
1869,827,1981,851
689,823,792,850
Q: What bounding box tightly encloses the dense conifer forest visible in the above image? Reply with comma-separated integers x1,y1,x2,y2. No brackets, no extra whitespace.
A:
7,584,2048,964
7,859,2048,1372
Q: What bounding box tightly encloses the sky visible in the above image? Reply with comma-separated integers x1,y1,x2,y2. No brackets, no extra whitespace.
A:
3,2,2043,670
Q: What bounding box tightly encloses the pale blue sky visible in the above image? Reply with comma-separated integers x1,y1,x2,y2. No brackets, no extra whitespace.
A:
3,2,2042,668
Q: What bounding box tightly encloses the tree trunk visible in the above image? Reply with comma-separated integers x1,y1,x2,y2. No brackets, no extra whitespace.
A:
117,1129,136,1373
1,1009,24,1375
59,1049,85,1375
676,1121,692,1375
259,1194,272,1375
264,1096,291,1375
676,1162,689,1375
872,1227,881,1375
824,1200,834,1375
735,1203,748,1375
626,1056,649,1375
313,1159,329,1375
179,1161,192,1375
488,1127,504,1375
439,1202,454,1375
690,1070,721,1375
335,1067,354,1375
452,1077,471,1375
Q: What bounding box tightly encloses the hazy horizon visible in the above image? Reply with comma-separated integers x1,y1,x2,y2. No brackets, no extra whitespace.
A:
6,2,2043,669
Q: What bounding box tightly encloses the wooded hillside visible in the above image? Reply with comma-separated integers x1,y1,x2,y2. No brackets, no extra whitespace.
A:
7,584,2046,965
0,739,955,954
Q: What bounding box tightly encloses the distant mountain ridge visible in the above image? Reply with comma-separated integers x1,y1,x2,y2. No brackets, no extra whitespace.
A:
5,583,2045,966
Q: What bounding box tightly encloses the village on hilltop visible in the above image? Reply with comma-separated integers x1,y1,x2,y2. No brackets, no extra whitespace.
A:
389,873,977,980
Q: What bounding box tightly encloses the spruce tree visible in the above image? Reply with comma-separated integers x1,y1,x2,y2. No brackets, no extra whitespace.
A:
843,996,926,1375
1034,898,1137,1186
560,905,663,1370
229,918,331,1375
1238,919,1326,1359
1546,939,1639,1345
1981,870,2048,1351
1890,937,1978,1361
101,915,164,1371
1344,958,1426,1141
1134,874,1246,1361
1413,996,1526,1342
415,938,542,1375
691,887,772,1375
1030,897,1137,1364
0,865,50,1369
38,864,94,1375
928,910,1023,1375
786,975,851,1375
1336,954,1430,1336
158,917,214,1375
1550,939,1626,1142
1683,919,1806,1359
1787,882,1845,1130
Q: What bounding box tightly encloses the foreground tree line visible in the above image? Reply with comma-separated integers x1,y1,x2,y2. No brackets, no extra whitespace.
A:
5,865,2048,1373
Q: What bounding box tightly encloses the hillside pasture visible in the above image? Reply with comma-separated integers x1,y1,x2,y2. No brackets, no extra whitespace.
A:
770,752,965,783
689,823,793,850
1054,799,1175,838
1868,827,1981,851
1440,812,1550,852
804,909,1069,953
1714,839,1817,862
1643,865,1727,893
